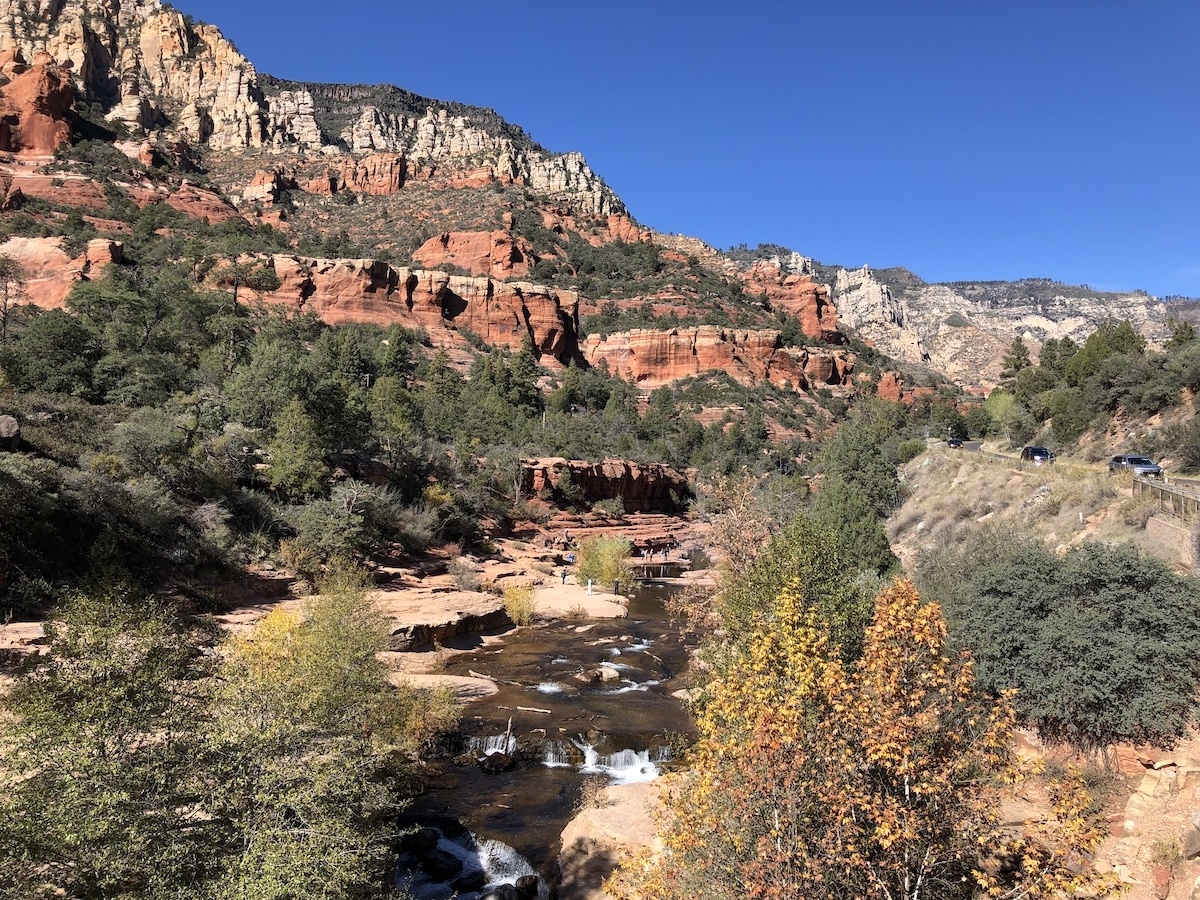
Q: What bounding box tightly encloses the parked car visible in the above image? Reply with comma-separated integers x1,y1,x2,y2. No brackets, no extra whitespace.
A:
1020,446,1055,465
947,438,963,449
1108,454,1163,477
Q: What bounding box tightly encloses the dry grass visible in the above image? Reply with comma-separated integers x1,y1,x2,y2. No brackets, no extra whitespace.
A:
890,447,1156,568
575,775,615,813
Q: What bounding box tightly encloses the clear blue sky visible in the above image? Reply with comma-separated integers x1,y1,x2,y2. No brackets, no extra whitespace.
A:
180,1,1200,298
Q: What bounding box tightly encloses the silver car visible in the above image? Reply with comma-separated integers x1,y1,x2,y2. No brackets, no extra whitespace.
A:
1108,454,1163,477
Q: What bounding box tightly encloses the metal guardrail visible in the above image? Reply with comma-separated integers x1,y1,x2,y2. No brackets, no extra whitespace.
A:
1133,476,1200,522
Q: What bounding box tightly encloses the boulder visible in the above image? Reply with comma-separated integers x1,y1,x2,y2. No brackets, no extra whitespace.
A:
418,848,463,881
0,414,18,450
451,870,488,893
480,886,519,900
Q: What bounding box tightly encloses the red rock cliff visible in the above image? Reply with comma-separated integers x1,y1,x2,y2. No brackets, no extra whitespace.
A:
581,326,855,392
521,458,689,513
0,54,74,156
741,260,841,343
252,255,580,363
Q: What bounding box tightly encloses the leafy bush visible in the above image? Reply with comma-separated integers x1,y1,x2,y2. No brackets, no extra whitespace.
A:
917,526,1200,752
575,535,631,588
503,583,537,626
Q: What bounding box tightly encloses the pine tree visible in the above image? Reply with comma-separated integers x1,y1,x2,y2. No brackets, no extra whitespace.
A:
999,336,1032,385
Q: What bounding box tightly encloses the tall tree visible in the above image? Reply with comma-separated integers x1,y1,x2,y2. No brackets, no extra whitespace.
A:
0,253,26,345
614,581,1113,900
0,583,217,900
998,336,1032,386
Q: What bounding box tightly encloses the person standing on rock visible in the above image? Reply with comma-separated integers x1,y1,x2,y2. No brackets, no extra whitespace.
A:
561,568,568,585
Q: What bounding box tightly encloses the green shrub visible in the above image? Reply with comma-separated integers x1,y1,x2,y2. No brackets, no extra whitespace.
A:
503,583,537,626
576,535,631,588
895,438,926,464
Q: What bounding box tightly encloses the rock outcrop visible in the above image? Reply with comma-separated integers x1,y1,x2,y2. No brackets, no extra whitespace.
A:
253,255,580,363
741,260,841,342
0,235,122,306
0,53,74,155
0,0,268,149
0,1,619,216
412,227,534,280
582,326,855,392
521,458,689,513
337,102,621,215
834,265,1171,390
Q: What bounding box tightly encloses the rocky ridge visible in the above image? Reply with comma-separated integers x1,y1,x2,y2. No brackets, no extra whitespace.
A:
0,0,619,214
831,264,1170,390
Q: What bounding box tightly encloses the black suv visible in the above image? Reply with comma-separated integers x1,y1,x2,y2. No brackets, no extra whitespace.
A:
1108,454,1163,477
1020,446,1055,465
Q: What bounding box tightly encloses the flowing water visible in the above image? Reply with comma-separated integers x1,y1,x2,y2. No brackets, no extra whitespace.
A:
410,584,697,881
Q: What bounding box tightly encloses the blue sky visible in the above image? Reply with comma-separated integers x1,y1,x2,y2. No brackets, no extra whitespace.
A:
180,1,1200,298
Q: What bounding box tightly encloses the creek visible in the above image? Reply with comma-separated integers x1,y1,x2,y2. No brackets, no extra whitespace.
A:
407,580,699,891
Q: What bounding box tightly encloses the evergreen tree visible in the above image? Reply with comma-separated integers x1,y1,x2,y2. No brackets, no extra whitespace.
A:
267,398,329,500
999,335,1032,385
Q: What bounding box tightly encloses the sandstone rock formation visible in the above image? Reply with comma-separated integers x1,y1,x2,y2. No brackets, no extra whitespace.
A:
0,1,618,216
0,235,122,307
582,326,855,392
0,0,268,148
0,54,74,155
336,101,621,215
834,265,1171,390
558,779,668,900
252,255,580,363
521,458,689,513
741,260,841,342
412,227,534,280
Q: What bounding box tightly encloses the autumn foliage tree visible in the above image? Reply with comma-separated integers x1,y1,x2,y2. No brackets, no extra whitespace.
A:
613,580,1114,900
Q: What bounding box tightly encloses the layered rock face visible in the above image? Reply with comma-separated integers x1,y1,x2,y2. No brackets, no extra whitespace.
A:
741,260,841,342
254,255,580,363
0,0,267,149
0,235,122,306
0,53,74,155
835,265,1171,390
582,326,855,392
522,458,689,513
0,1,618,214
338,104,621,215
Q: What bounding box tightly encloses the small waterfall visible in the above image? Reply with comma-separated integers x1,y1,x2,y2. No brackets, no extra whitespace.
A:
534,681,566,694
395,827,548,900
467,733,516,756
573,739,661,784
606,679,661,695
542,741,573,769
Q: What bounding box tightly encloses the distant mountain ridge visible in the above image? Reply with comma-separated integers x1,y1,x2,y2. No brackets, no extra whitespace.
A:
0,0,1174,394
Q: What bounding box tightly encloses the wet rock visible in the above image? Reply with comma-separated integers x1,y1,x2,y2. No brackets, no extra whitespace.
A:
399,826,440,854
419,848,464,881
480,886,519,900
516,874,540,898
451,870,487,893
478,751,516,774
597,665,621,683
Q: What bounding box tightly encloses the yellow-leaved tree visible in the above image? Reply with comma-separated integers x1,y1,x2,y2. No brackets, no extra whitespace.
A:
613,579,1116,900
